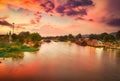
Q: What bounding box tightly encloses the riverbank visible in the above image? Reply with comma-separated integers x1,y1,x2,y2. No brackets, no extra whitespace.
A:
0,43,39,55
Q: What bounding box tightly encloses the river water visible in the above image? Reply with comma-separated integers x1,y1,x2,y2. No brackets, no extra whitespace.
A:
0,42,120,81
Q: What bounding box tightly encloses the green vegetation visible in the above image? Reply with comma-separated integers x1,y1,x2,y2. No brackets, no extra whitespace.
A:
57,34,81,42
116,31,120,40
58,35,68,42
103,34,115,42
12,31,42,44
0,31,41,56
0,52,24,58
0,43,39,55
88,32,117,43
76,33,82,39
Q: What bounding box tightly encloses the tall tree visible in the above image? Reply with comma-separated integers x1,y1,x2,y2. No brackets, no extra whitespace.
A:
30,33,41,43
103,34,115,42
76,34,82,39
99,33,108,40
116,30,120,40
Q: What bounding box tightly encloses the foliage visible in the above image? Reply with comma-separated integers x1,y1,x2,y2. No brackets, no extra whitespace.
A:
30,33,41,43
10,32,42,44
20,45,39,52
33,42,40,48
68,34,75,42
0,43,39,55
116,30,120,40
89,34,99,40
99,33,108,40
58,35,68,42
76,33,82,39
103,34,115,42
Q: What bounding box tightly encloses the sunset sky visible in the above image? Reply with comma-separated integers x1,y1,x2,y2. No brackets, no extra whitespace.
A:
0,0,120,36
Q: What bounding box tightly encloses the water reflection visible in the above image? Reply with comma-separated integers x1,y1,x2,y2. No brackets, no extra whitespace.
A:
0,42,120,81
0,52,24,62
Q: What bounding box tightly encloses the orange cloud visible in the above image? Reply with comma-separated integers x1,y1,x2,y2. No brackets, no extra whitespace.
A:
0,0,46,12
0,15,9,20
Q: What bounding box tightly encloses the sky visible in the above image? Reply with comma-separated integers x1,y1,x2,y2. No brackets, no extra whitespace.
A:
0,0,120,36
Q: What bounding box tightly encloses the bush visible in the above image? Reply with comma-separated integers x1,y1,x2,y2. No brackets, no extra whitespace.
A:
0,48,7,51
7,45,20,52
0,43,10,48
33,42,40,48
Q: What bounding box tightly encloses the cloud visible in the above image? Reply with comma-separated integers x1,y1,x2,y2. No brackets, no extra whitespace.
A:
107,18,120,27
0,15,12,27
0,0,46,12
41,0,55,12
97,0,120,27
106,0,120,17
30,11,42,24
0,20,12,26
0,15,9,20
0,0,94,19
66,9,87,16
66,0,94,7
56,0,94,19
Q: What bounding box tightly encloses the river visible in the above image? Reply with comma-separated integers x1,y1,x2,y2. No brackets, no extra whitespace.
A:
0,42,120,81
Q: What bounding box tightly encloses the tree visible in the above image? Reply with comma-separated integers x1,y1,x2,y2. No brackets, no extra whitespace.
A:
103,34,115,42
58,35,68,42
18,31,30,43
68,34,75,42
12,33,18,42
99,33,108,40
18,31,30,38
76,34,82,39
116,30,120,40
30,33,41,43
89,34,99,40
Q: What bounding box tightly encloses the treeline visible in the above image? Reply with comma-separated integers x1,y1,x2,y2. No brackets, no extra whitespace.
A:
88,30,120,42
44,30,120,43
12,32,42,44
57,34,82,42
0,30,120,43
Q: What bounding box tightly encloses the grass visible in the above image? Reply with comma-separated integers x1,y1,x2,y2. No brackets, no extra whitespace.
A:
0,43,39,55
0,52,24,58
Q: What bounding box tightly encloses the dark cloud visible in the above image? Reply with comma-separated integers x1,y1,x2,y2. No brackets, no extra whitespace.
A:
66,0,94,7
107,0,120,16
104,0,120,27
67,9,87,16
33,11,42,24
75,17,85,20
56,6,65,13
107,18,120,27
56,0,94,18
0,16,12,27
41,0,55,12
89,19,93,21
0,20,12,26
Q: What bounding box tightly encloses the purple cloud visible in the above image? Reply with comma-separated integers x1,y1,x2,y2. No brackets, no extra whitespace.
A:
107,18,120,27
0,20,12,26
41,0,55,12
67,9,87,16
56,0,94,18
